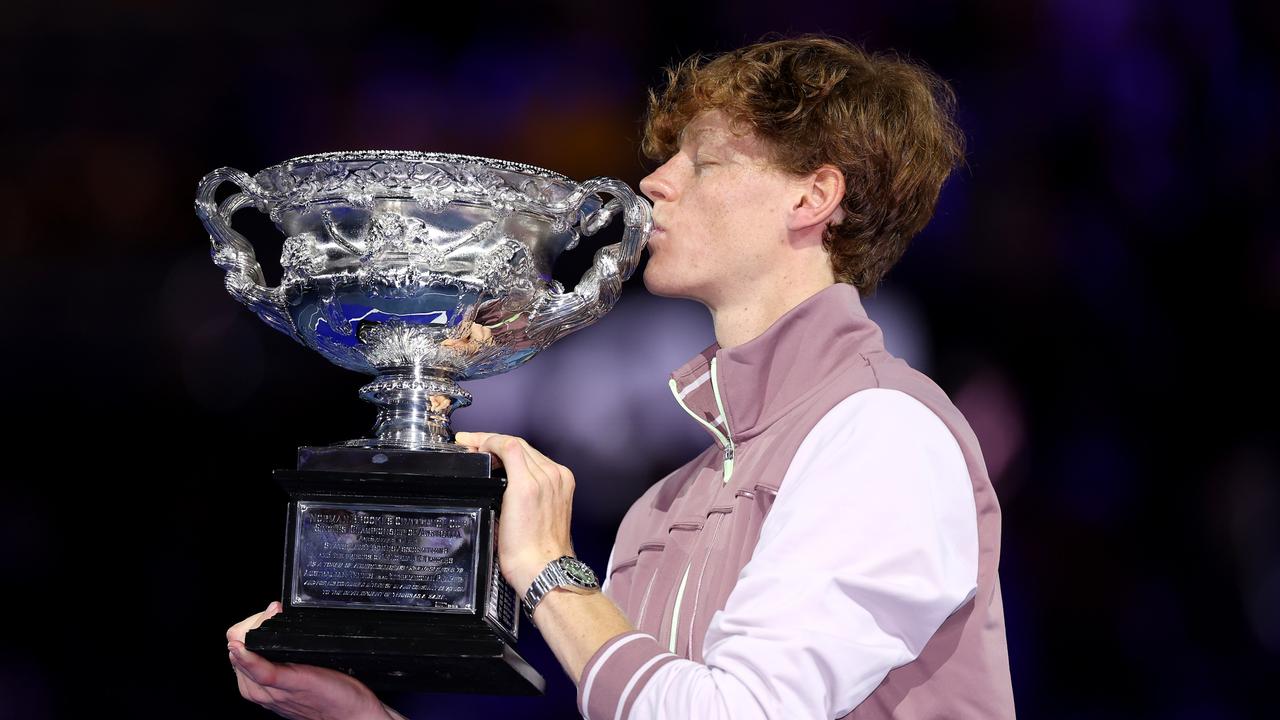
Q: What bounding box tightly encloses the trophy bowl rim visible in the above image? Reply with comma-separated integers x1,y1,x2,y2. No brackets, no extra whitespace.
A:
258,150,575,183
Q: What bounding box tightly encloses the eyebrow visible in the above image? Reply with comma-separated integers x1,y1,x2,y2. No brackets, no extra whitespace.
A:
677,125,717,147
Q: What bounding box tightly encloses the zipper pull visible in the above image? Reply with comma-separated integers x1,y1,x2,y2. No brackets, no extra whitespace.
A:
722,444,734,483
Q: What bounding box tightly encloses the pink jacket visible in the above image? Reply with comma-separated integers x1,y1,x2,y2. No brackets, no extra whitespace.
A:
576,283,1015,718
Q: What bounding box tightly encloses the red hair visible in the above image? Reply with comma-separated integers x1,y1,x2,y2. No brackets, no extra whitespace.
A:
642,35,967,295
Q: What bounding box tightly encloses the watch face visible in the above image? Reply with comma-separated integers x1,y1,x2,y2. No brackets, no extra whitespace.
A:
562,558,599,587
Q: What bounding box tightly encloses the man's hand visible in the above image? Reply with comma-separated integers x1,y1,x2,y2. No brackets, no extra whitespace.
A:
226,602,394,720
453,432,576,597
454,432,635,683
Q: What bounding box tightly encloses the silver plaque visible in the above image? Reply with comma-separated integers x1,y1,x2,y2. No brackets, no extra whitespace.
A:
292,502,482,613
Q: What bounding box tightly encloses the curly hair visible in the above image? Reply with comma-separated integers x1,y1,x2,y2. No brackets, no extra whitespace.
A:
641,35,966,296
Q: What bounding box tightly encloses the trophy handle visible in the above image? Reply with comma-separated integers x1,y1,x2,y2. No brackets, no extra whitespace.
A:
528,177,652,344
194,168,300,341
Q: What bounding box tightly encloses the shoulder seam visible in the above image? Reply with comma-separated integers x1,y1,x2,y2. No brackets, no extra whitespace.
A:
861,351,884,388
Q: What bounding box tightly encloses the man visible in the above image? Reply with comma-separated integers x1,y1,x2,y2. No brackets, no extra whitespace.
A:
228,36,1015,718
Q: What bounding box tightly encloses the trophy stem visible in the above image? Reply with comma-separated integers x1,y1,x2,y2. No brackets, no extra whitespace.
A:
343,368,473,451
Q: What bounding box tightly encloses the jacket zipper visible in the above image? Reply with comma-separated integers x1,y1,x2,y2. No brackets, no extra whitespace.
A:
664,357,735,653
709,357,735,484
666,357,735,484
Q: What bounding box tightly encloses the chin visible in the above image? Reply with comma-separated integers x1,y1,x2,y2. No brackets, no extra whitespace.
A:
641,262,704,303
641,264,677,298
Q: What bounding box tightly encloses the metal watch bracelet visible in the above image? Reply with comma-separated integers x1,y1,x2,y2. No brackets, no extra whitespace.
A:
522,555,600,623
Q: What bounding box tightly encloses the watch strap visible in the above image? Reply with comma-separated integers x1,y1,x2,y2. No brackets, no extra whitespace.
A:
522,555,599,623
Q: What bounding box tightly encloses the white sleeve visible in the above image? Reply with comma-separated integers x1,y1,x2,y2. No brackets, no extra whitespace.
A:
626,388,979,719
601,544,617,596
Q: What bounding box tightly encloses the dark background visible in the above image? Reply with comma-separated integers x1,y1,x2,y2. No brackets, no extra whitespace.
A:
4,1,1278,717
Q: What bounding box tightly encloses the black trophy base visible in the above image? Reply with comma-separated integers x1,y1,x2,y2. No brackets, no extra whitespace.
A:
245,445,545,695
248,612,543,694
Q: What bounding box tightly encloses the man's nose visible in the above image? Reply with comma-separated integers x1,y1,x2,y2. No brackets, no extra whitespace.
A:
639,168,673,203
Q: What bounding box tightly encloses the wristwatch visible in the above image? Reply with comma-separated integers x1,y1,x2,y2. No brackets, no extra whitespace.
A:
522,555,600,623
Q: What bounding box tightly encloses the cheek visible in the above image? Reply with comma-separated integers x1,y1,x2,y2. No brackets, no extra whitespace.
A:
706,203,778,258
683,198,740,246
708,177,785,235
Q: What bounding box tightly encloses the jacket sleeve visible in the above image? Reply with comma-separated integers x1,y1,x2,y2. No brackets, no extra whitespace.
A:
576,388,980,719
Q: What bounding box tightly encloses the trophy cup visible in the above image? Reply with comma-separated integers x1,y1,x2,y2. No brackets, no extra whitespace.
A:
194,151,650,694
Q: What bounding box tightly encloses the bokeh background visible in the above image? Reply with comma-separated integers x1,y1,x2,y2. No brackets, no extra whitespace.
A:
4,0,1278,717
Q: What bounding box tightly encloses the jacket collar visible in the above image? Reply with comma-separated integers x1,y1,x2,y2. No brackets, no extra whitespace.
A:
667,283,889,446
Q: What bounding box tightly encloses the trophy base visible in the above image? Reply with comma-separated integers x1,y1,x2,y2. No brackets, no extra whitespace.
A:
245,445,545,695
247,611,544,694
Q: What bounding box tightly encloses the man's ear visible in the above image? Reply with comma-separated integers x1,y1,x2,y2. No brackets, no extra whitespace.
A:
787,165,846,232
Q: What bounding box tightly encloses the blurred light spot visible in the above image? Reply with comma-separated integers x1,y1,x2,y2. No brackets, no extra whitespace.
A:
954,364,1026,489
863,287,933,374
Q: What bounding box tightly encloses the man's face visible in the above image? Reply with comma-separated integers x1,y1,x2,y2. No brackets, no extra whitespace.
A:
638,109,801,306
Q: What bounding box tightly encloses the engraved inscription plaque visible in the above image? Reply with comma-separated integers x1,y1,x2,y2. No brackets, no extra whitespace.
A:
292,502,481,613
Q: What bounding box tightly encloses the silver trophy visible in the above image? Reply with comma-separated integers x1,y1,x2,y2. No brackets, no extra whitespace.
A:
195,151,650,694
196,150,650,449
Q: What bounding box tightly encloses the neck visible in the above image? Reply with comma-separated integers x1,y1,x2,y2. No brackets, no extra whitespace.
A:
709,271,837,348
